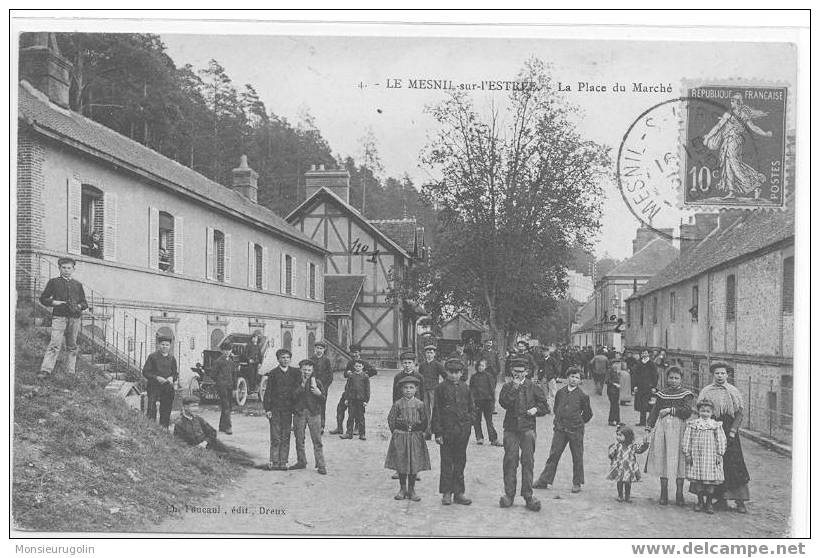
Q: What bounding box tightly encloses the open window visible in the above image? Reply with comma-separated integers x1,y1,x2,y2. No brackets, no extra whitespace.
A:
81,185,104,259
158,211,174,272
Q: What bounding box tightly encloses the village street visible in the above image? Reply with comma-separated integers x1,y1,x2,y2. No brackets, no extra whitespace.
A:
159,372,792,537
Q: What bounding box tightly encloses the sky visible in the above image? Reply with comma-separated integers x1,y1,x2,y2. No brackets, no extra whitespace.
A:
160,32,797,260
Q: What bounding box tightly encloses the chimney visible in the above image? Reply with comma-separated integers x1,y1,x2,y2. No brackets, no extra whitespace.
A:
19,32,72,108
231,155,258,203
305,164,350,204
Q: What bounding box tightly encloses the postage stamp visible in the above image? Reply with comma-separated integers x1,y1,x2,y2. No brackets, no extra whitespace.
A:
681,84,788,208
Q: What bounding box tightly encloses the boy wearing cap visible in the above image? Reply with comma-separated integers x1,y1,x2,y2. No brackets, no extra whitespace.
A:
312,341,333,432
174,396,218,448
419,344,445,440
38,256,88,377
470,358,501,446
329,344,375,435
534,366,593,493
447,340,470,381
432,358,475,506
211,341,236,435
142,336,179,428
291,359,327,474
340,360,370,440
499,358,549,511
263,348,301,470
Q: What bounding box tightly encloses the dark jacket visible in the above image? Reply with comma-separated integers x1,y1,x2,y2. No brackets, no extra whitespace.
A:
418,359,445,389
344,372,370,402
431,380,474,436
392,370,425,402
553,385,593,431
313,355,333,392
39,276,88,318
263,366,301,412
142,351,178,391
499,379,549,432
211,354,236,389
174,414,216,446
469,369,495,401
292,376,326,416
543,354,562,381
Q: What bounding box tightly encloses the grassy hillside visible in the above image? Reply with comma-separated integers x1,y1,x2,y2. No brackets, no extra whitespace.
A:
12,315,251,532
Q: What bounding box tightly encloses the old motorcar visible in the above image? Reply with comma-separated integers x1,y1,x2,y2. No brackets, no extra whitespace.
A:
188,333,269,406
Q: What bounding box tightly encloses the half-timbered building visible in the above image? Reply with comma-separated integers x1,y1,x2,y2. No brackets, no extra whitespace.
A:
286,166,426,364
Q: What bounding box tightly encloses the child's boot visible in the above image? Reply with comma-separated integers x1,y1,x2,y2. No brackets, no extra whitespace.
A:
694,493,704,512
704,496,714,514
659,478,669,505
395,474,407,500
407,476,421,501
617,481,624,502
675,478,686,506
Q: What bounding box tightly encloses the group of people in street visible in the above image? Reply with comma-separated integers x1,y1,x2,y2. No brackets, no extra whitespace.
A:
35,264,752,516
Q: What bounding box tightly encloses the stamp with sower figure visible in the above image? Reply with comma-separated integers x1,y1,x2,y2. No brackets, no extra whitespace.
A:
682,84,787,208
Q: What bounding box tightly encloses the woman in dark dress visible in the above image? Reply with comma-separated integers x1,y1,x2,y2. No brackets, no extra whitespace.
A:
697,362,750,513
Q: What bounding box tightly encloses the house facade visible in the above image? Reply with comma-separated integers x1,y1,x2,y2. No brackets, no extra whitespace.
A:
286,167,426,364
625,209,795,443
16,36,326,382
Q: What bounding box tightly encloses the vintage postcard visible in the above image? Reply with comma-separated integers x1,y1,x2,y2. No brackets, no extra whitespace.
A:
9,11,808,550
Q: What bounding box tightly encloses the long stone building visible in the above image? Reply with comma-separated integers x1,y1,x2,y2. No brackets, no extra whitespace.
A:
16,34,327,385
625,209,795,443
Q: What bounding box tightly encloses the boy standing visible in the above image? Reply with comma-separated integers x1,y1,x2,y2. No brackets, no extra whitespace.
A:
312,341,333,432
498,358,549,511
418,343,445,439
329,344,376,435
469,359,501,446
432,358,475,506
340,360,370,440
142,336,179,428
263,348,301,470
392,351,425,403
38,257,88,377
291,359,327,474
211,341,236,435
534,366,593,493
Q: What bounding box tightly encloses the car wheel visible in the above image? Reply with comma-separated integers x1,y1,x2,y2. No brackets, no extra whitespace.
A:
234,376,248,407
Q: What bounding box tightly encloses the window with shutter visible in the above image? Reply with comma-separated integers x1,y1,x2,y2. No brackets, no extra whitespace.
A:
223,233,232,283
285,254,293,295
726,274,736,322
261,246,269,291
80,185,104,259
148,207,160,269
309,262,316,299
174,215,184,274
206,227,215,280
103,191,117,261
690,285,699,321
247,242,256,288
158,211,174,272
255,245,263,290
67,178,82,255
782,257,794,314
213,230,225,282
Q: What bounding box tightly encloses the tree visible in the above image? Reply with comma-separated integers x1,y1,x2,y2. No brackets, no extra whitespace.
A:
416,58,610,349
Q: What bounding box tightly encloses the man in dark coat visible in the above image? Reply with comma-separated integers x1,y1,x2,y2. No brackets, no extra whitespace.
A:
632,349,659,426
38,256,88,377
263,348,301,470
329,344,376,435
142,336,179,428
312,341,334,432
534,366,593,492
418,343,446,439
432,358,475,506
498,358,549,511
210,341,236,435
